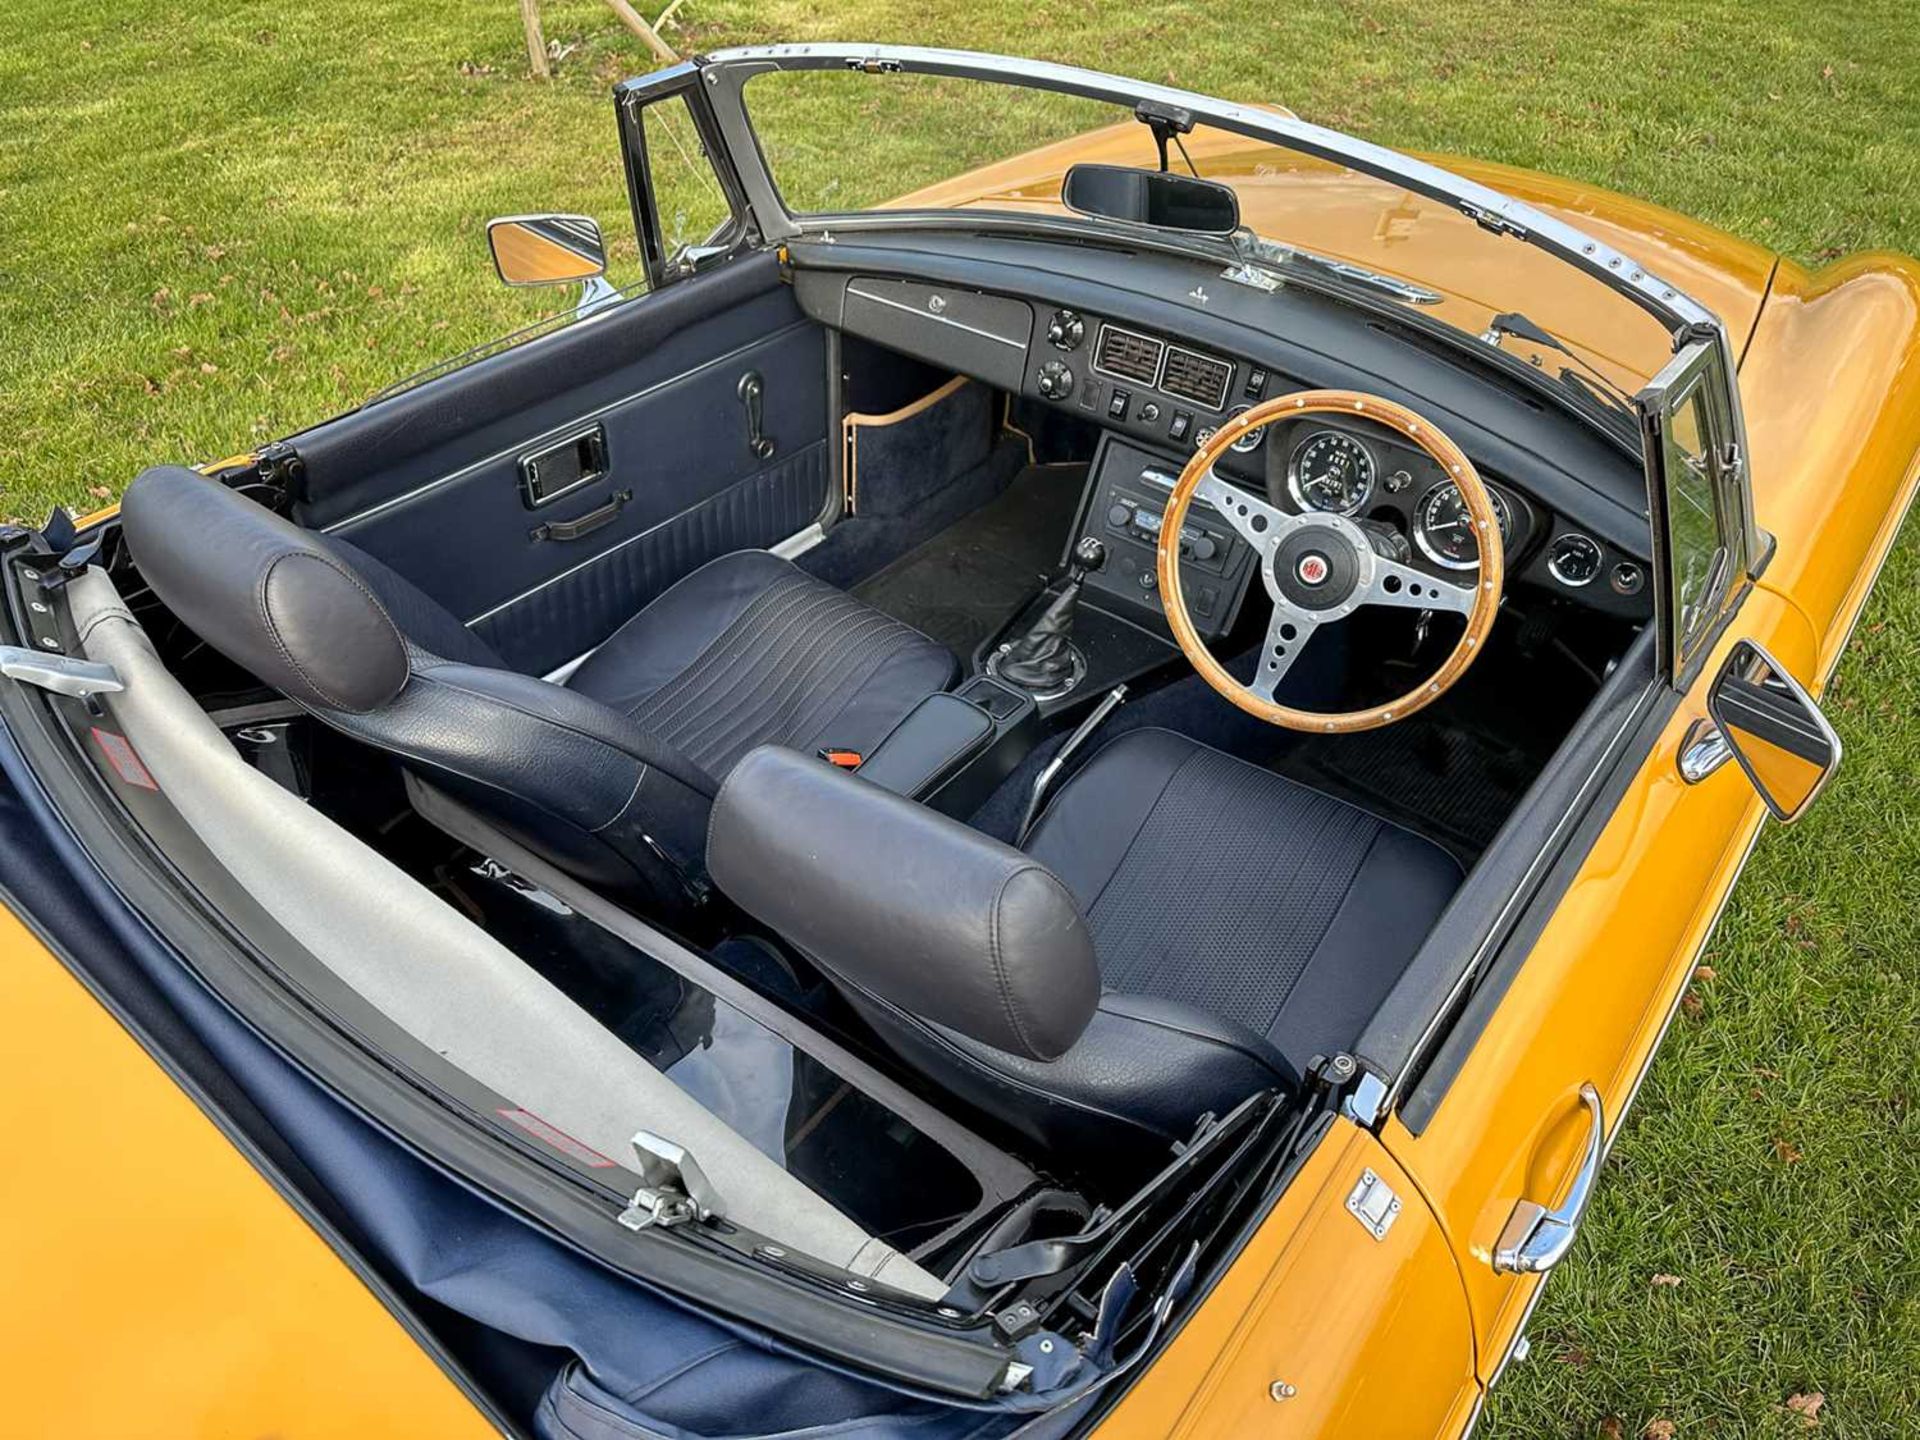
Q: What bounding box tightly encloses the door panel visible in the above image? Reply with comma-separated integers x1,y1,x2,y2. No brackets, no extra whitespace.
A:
287,252,830,674
1383,587,1817,1377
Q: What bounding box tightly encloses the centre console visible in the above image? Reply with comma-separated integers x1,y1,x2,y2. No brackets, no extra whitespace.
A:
856,440,1267,818
1070,435,1260,640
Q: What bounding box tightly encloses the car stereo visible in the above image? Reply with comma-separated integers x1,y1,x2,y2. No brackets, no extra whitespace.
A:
1069,436,1259,640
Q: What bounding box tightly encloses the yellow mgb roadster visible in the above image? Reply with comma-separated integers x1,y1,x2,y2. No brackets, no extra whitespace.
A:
4,45,1915,1439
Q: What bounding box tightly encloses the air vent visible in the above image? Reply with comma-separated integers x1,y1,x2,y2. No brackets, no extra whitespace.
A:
1160,346,1232,412
1093,325,1164,387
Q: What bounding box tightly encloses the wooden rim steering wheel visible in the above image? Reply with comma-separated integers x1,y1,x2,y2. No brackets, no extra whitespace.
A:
1157,390,1504,733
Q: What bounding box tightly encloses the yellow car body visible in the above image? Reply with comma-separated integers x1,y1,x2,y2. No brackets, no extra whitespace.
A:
9,75,1919,1440
0,904,499,1438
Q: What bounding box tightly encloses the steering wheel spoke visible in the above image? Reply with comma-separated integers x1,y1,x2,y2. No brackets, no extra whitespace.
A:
1364,556,1478,616
1250,605,1318,700
1195,469,1293,554
1158,390,1503,733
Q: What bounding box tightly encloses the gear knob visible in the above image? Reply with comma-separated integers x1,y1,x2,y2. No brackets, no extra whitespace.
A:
1070,535,1107,579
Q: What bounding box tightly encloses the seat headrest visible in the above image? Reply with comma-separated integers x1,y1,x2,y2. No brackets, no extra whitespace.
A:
709,746,1100,1062
121,466,409,714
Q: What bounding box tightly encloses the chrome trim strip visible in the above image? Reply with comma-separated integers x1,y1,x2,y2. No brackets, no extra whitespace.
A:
321,320,816,533
1091,321,1166,389
463,449,827,626
770,521,825,558
843,282,1026,349
541,648,597,684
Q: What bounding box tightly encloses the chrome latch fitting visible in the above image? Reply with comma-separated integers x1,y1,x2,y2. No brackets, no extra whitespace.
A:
617,1130,725,1233
1345,1168,1402,1241
0,646,124,698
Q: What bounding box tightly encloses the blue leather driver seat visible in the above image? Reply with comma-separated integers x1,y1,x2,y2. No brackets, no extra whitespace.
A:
709,730,1462,1177
121,467,956,902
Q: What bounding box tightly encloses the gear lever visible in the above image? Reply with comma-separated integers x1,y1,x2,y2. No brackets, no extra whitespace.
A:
996,536,1105,693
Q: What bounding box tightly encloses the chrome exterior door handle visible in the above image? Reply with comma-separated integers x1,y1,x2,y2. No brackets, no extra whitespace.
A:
1492,1083,1605,1274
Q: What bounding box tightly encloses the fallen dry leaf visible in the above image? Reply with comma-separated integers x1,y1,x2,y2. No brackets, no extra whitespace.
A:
1774,1137,1804,1164
86,485,111,500
1598,1420,1624,1440
1784,1392,1825,1427
1651,1273,1682,1287
1645,1421,1676,1440
1693,964,1717,982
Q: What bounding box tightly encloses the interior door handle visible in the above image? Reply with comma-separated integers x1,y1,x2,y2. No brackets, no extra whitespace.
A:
1492,1083,1605,1274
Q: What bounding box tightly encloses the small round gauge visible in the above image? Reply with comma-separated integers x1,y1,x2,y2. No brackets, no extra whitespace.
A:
1286,430,1376,515
1227,404,1263,453
1413,481,1513,570
1548,533,1603,588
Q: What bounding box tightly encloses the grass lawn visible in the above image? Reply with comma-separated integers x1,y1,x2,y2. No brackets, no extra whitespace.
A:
3,1,1917,1434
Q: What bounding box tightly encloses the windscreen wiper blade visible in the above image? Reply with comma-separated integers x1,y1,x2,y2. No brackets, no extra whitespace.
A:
1483,310,1636,408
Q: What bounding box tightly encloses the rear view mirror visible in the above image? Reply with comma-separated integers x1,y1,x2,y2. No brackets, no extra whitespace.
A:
1061,164,1240,235
1707,640,1841,822
487,214,607,286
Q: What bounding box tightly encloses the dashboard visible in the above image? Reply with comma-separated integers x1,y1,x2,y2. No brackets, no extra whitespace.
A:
1260,416,1647,615
794,257,1654,624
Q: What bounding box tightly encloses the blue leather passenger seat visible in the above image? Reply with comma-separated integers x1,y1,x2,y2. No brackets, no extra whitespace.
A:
121,467,955,904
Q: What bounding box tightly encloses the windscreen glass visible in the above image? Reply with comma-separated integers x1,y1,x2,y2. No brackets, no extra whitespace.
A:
742,68,1674,404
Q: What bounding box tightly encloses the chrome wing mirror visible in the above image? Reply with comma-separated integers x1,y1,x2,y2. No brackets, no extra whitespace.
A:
486,213,621,315
1706,640,1842,822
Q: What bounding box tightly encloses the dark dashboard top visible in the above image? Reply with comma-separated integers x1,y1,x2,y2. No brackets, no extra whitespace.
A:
787,229,1653,561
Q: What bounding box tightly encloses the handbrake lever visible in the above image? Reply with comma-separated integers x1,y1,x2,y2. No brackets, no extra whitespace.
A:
1016,684,1128,846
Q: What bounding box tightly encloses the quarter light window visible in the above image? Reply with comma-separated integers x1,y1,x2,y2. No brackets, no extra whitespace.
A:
1663,380,1731,661
1639,337,1753,686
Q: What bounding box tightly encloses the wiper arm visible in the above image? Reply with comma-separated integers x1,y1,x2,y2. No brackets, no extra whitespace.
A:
1482,309,1637,411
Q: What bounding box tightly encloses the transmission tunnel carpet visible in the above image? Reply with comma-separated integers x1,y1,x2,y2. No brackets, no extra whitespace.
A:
852,463,1086,657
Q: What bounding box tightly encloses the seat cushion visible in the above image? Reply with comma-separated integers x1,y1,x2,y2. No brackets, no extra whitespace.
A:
567,551,958,778
1025,728,1463,1079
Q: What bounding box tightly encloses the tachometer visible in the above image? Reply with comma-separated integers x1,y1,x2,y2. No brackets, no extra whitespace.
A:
1285,430,1376,515
1414,481,1513,570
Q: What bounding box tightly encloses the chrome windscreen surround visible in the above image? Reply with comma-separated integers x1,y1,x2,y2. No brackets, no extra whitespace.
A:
694,44,1721,336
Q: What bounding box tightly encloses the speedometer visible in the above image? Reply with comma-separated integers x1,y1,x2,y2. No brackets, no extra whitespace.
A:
1285,431,1376,515
1414,481,1513,570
